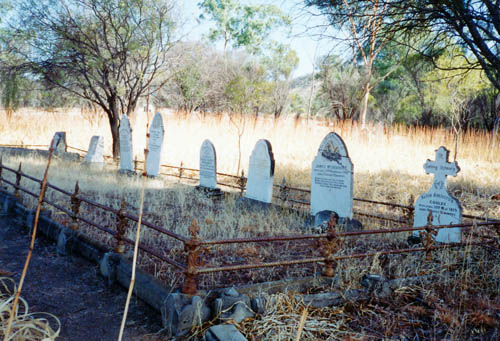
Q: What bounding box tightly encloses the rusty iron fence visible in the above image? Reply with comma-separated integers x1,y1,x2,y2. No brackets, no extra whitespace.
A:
1,147,500,295
2,143,497,224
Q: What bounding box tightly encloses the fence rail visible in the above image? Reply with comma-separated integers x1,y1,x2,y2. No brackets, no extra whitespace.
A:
1,145,499,294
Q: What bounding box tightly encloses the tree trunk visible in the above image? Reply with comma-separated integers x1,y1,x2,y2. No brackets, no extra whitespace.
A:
109,114,121,160
360,83,370,130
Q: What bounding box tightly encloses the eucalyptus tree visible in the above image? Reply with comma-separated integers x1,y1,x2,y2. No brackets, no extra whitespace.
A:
1,0,177,158
306,0,500,93
198,0,290,55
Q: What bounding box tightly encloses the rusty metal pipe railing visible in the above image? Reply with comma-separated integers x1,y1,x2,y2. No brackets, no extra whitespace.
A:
201,220,499,246
353,210,407,223
0,165,188,242
121,237,186,271
123,212,187,243
4,149,497,222
196,241,492,274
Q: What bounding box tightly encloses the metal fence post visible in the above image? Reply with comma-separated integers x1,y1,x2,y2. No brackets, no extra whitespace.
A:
237,170,247,196
319,213,342,277
70,182,82,230
182,219,204,295
0,157,3,188
179,162,184,180
404,194,415,225
419,211,437,262
115,198,128,254
14,163,22,199
279,177,289,205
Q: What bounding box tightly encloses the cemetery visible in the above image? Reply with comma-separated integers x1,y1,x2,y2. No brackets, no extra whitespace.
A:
0,118,499,339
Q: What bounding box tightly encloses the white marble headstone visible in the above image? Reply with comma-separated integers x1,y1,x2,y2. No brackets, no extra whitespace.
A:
51,132,66,152
245,139,275,203
84,135,104,163
146,113,164,177
310,132,353,218
413,146,462,243
199,139,217,189
119,115,134,172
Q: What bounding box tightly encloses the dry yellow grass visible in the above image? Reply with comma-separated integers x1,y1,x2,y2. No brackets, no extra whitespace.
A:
0,277,60,341
1,108,499,339
1,108,498,215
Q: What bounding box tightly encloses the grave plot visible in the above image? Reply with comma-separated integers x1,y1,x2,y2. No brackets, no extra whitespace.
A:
1,136,499,340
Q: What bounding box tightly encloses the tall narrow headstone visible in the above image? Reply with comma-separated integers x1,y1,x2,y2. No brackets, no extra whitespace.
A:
310,132,353,219
199,139,217,189
245,139,275,203
84,135,104,164
51,132,67,153
146,112,164,177
119,115,134,173
413,146,462,243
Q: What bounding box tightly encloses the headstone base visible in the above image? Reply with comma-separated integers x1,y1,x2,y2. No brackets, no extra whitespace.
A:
307,210,363,233
81,161,104,169
236,197,273,211
118,169,138,177
195,186,224,198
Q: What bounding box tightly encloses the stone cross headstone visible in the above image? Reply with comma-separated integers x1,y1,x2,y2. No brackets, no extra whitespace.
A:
146,112,164,177
51,132,67,153
199,139,217,189
413,146,462,243
84,135,104,164
119,115,134,173
310,132,353,219
245,139,275,203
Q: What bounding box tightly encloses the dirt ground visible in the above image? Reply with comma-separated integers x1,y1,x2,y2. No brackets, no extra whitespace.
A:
0,215,165,340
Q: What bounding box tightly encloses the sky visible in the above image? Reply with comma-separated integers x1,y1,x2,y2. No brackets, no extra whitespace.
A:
177,1,337,77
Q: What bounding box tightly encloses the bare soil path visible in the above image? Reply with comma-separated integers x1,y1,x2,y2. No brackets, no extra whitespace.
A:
0,215,163,340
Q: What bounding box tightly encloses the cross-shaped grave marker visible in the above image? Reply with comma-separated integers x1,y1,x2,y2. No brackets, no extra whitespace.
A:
413,146,463,243
423,146,460,191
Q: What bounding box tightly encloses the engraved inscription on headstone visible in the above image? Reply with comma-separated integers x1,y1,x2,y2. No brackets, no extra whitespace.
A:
245,139,275,203
199,139,217,189
146,113,164,177
413,146,462,243
84,136,104,164
51,132,67,153
119,115,134,172
311,132,353,219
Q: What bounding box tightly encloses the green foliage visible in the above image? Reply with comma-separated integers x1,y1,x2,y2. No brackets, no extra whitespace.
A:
225,62,271,114
174,64,206,113
314,55,363,120
198,0,290,54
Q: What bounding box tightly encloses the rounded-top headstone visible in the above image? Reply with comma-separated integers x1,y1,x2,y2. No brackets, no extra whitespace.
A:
311,132,353,219
146,112,164,177
119,115,134,172
245,139,275,203
199,139,217,189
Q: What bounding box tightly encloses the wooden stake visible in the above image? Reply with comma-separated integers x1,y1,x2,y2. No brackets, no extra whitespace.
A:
295,307,308,341
3,138,55,341
118,103,151,340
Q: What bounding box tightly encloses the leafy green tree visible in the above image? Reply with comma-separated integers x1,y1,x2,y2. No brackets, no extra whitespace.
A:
198,0,290,55
261,43,299,118
1,0,177,158
225,62,271,114
305,0,398,128
306,0,500,93
314,55,363,121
